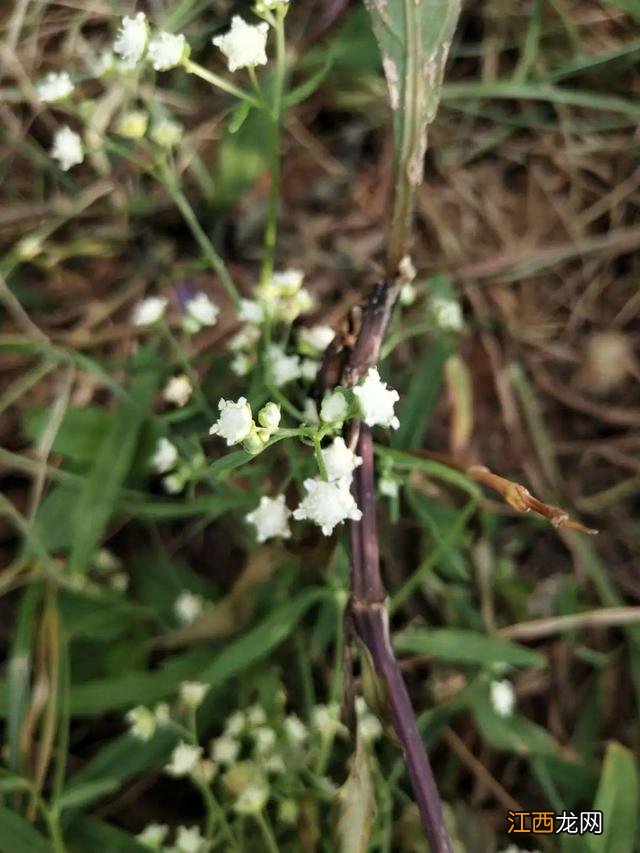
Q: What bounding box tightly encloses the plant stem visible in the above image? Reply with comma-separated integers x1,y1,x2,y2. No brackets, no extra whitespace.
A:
254,810,280,853
164,180,239,306
185,59,261,108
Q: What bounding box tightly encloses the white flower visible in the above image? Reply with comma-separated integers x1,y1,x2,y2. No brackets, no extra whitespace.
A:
355,697,382,743
163,375,192,408
165,741,203,777
92,49,116,77
51,126,83,171
234,784,269,815
133,296,167,326
225,711,246,737
229,324,261,350
113,12,148,69
262,0,291,7
490,680,515,718
230,353,252,376
262,753,285,774
185,292,219,328
148,31,188,71
154,702,171,724
258,402,281,431
247,704,267,726
293,477,362,536
284,714,307,746
277,287,313,322
431,295,463,331
300,359,319,381
320,390,348,424
213,16,269,72
253,726,276,755
238,299,264,324
303,398,319,424
246,495,291,543
268,344,301,387
151,119,183,147
353,368,400,429
136,823,169,849
311,703,346,738
298,325,334,354
169,825,212,853
116,110,148,139
209,397,253,446
151,437,178,473
399,282,417,306
163,472,185,494
180,681,210,708
211,735,240,765
174,590,204,624
37,71,74,102
321,437,362,483
379,476,399,498
126,706,156,741
110,572,129,592
269,269,304,296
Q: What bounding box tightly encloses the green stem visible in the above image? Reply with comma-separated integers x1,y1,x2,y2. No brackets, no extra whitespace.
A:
314,593,346,774
313,435,328,480
185,59,261,108
164,181,239,306
254,810,280,853
259,9,287,289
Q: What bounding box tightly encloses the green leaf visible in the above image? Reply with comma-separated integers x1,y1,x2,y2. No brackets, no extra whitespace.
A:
25,406,113,465
587,742,639,853
198,589,328,684
0,806,52,853
472,692,557,757
284,57,333,108
68,367,158,573
65,816,147,852
394,628,546,668
392,337,453,450
216,108,271,207
54,778,120,812
6,585,42,771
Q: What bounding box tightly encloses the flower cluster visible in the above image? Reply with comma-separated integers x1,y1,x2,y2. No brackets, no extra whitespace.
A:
113,12,189,72
150,437,205,495
209,398,281,454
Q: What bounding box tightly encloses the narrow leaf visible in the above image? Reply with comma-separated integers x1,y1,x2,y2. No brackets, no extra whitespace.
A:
587,742,639,853
395,628,546,668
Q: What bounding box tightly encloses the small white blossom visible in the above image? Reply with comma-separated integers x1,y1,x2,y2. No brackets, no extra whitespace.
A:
174,590,204,624
353,368,400,429
355,697,382,743
165,741,203,777
400,282,417,306
246,495,291,542
213,16,269,72
253,726,276,755
258,402,281,431
490,680,515,718
238,298,264,324
311,703,346,738
92,49,116,77
133,296,167,326
320,390,348,424
230,352,252,376
151,118,183,147
300,359,318,381
185,292,219,328
278,287,313,322
116,110,148,138
284,714,307,746
303,398,319,424
163,472,185,494
431,295,463,331
209,397,253,446
211,735,240,765
379,476,399,498
321,437,362,483
269,269,304,296
154,702,171,724
268,344,301,387
126,706,156,741
234,784,269,815
136,823,169,849
247,704,267,726
225,711,246,737
169,825,212,853
37,71,74,102
262,753,285,774
151,437,178,473
148,32,188,71
298,325,334,354
113,12,148,69
163,375,192,408
180,681,210,708
110,572,129,592
229,324,261,350
293,477,362,536
195,760,217,784
51,126,83,171
262,0,291,7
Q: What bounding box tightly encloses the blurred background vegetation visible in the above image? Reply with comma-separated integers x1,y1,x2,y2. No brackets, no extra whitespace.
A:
1,0,639,851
